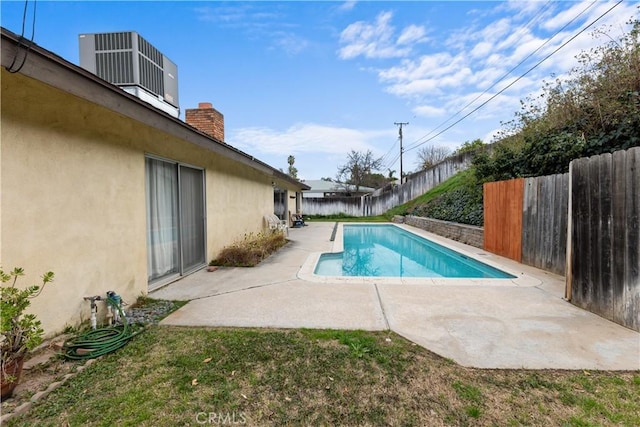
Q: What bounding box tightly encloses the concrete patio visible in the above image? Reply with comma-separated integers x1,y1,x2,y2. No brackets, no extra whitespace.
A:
152,222,640,370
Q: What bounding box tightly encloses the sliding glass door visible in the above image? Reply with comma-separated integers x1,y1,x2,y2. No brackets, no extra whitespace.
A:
179,165,206,273
146,157,205,285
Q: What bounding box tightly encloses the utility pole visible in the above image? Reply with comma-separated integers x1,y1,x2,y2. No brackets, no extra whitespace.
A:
394,122,408,183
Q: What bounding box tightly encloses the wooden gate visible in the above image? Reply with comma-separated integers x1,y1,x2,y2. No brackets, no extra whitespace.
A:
483,178,524,262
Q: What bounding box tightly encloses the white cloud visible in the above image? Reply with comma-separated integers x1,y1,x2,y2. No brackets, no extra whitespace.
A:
501,0,550,20
540,0,593,32
470,41,493,59
413,105,446,118
480,17,514,44
495,26,532,52
195,4,308,55
338,11,426,59
509,35,546,64
379,52,473,99
271,32,310,55
195,4,283,25
385,79,441,98
229,123,389,157
472,66,508,90
378,53,466,82
337,1,357,13
334,0,638,157
397,25,428,45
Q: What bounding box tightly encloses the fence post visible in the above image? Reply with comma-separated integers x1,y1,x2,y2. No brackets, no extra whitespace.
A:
565,161,574,300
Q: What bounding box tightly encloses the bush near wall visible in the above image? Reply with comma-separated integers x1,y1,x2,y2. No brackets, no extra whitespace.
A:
210,231,287,267
409,186,483,226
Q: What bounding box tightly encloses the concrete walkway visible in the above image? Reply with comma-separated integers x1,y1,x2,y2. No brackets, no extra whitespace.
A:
152,222,640,370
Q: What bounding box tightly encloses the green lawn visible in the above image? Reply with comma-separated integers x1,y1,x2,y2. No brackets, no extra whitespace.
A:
6,326,639,426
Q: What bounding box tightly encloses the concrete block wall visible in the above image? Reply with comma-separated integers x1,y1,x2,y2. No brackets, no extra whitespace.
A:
405,215,484,248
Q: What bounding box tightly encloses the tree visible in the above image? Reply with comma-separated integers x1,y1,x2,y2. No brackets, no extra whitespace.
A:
320,177,333,182
474,16,640,181
387,169,396,180
287,155,298,179
416,145,451,170
336,150,383,193
453,139,484,155
362,173,388,189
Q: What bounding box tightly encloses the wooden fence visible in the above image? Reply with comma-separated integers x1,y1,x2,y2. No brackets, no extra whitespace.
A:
482,148,638,330
300,196,363,217
483,174,569,276
483,178,524,262
567,147,639,331
522,174,569,275
302,149,480,217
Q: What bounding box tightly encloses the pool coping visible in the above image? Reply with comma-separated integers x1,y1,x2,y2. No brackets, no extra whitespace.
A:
298,222,542,287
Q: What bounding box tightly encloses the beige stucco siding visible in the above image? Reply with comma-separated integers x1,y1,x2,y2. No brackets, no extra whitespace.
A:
1,70,276,335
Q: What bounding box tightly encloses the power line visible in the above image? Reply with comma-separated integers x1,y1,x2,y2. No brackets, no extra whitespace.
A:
404,0,561,151
404,0,622,154
379,139,399,167
384,155,400,173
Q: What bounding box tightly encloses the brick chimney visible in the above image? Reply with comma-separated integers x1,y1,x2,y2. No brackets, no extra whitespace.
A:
185,102,225,142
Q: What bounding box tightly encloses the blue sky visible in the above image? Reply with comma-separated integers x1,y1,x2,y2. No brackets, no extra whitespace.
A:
2,1,637,180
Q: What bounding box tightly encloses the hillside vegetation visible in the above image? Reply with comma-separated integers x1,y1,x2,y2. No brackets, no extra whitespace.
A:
393,16,639,225
385,170,483,226
473,17,639,183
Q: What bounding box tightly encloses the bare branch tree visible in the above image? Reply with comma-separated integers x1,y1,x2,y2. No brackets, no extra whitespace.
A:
336,150,383,193
416,145,451,170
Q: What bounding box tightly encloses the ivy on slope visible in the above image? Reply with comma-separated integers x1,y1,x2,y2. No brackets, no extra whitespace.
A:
409,183,483,227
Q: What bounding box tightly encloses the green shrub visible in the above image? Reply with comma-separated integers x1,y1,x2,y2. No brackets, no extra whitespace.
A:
403,169,484,226
210,231,287,267
411,185,484,226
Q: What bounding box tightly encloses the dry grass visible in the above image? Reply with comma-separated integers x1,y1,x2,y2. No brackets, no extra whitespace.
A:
210,231,287,267
4,327,639,426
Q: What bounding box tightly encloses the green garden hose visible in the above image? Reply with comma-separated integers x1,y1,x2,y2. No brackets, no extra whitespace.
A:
63,296,143,360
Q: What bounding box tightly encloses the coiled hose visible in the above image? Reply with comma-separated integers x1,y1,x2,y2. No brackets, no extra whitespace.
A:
63,296,143,360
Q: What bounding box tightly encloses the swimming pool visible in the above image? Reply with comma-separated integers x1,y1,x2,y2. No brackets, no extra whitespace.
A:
314,224,515,279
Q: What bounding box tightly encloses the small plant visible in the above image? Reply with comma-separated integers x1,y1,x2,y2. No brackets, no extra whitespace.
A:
1,267,54,396
349,342,371,358
465,406,481,418
452,380,483,404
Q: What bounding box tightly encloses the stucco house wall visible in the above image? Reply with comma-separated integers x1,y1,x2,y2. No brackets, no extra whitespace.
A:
0,28,307,336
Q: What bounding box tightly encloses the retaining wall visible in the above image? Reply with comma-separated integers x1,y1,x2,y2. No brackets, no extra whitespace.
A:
404,215,484,248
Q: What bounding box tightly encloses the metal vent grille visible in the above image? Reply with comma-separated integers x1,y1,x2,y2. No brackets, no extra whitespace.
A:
95,32,132,51
79,31,178,109
138,54,164,97
137,34,163,67
96,51,134,84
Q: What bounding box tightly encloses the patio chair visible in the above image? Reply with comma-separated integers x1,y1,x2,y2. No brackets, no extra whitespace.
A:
290,211,305,228
265,214,288,235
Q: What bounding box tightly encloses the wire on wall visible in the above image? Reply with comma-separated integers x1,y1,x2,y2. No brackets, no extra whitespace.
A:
5,0,38,74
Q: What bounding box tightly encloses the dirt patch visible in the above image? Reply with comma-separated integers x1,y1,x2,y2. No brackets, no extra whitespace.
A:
1,336,83,415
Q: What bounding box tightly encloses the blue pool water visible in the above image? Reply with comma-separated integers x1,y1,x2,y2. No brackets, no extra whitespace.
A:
314,224,515,278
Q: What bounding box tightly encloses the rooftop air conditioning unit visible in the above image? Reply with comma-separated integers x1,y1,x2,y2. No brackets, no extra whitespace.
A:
79,31,179,118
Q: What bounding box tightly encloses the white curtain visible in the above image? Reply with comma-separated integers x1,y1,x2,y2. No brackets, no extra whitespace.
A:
146,158,179,281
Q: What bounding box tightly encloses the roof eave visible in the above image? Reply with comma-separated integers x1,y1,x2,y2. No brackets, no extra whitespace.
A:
1,27,309,190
